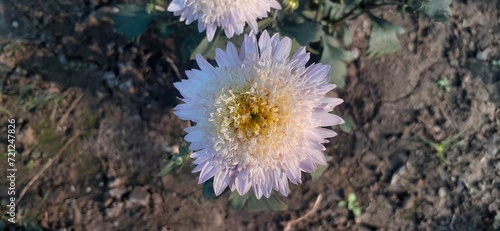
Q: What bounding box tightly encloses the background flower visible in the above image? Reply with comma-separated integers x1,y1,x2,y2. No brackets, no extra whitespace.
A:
168,0,281,41
174,31,344,199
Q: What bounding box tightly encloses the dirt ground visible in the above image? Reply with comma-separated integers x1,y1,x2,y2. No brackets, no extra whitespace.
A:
0,0,499,230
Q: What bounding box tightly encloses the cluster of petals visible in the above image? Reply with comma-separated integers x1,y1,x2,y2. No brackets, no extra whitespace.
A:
174,30,344,198
167,0,281,41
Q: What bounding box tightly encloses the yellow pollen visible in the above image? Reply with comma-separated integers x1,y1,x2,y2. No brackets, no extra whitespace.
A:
225,88,279,141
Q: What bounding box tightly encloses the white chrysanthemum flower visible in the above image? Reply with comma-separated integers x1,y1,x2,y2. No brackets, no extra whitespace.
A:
167,0,281,41
174,31,344,199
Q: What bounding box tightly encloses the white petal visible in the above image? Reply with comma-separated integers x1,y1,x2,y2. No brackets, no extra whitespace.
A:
235,170,251,195
299,158,316,172
185,129,204,143
313,112,345,126
195,54,217,76
306,64,330,83
273,37,292,61
198,162,218,184
166,0,184,12
206,24,217,41
213,170,230,195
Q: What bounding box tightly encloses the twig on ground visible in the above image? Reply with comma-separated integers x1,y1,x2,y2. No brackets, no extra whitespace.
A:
56,92,83,129
18,131,81,203
166,56,182,81
284,194,323,231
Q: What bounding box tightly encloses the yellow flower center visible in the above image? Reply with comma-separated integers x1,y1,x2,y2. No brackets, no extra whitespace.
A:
230,90,279,140
211,80,295,159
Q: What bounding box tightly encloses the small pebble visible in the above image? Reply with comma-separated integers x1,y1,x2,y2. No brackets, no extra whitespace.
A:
476,49,490,61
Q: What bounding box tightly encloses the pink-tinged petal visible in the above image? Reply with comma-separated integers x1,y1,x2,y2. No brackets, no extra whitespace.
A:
235,170,251,195
291,53,309,69
305,129,328,144
306,64,330,83
273,37,292,62
263,172,273,198
258,30,272,58
213,170,230,195
248,20,258,34
313,112,345,126
315,84,337,94
240,34,258,60
270,0,282,10
197,20,205,32
198,162,218,184
285,166,301,184
278,172,289,196
206,24,217,41
191,161,205,172
166,0,185,12
224,25,235,38
192,148,216,165
309,151,328,166
313,127,338,139
299,158,316,172
305,140,326,151
253,182,264,199
319,97,344,108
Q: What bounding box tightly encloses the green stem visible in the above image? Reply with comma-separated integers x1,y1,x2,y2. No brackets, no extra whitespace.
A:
202,29,222,57
329,0,402,29
315,0,324,22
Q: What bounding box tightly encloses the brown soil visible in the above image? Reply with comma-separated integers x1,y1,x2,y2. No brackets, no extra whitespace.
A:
0,0,499,230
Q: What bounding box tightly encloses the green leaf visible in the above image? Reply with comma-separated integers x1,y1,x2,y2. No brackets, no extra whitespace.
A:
343,25,352,46
338,200,347,207
424,0,452,23
186,18,273,61
441,132,462,149
111,4,157,41
311,155,333,181
202,178,219,201
344,0,362,6
322,1,346,21
179,141,190,156
180,27,206,63
246,192,288,211
320,36,354,89
290,38,302,55
367,15,405,58
339,115,356,133
0,105,13,116
153,21,175,39
190,32,244,60
348,193,357,204
230,191,288,211
229,191,251,210
156,161,176,177
277,21,324,46
352,207,362,217
258,17,274,30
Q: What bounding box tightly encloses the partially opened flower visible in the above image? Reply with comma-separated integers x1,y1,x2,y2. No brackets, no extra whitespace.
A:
174,31,344,199
167,0,281,41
